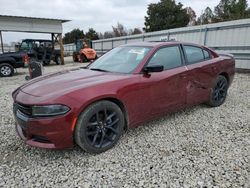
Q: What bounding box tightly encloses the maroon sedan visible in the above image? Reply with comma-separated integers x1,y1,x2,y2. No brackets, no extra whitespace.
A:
12,42,235,153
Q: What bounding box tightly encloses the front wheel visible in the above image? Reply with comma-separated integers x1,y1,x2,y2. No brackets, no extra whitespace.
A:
207,75,228,107
74,101,125,154
0,63,14,77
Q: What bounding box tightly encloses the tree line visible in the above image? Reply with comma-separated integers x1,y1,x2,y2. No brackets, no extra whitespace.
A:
63,0,250,44
63,25,143,44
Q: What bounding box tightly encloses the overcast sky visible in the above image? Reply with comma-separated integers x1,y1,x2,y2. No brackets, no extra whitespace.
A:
0,0,244,43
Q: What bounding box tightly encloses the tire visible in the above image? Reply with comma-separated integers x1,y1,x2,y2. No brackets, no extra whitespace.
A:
43,61,50,66
55,56,61,65
75,100,125,154
80,54,88,63
207,75,228,107
0,63,14,77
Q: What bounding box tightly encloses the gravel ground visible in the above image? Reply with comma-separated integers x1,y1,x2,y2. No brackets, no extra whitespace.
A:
0,63,249,187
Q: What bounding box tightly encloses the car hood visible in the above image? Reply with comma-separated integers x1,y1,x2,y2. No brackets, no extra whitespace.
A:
19,68,129,97
81,48,96,53
0,51,25,57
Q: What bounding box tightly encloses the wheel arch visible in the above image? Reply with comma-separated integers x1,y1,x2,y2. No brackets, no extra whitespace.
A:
219,72,229,83
76,96,129,131
0,61,15,68
0,57,16,65
104,97,129,130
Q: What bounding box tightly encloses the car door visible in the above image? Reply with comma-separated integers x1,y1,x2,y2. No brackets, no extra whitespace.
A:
182,45,217,105
143,45,188,115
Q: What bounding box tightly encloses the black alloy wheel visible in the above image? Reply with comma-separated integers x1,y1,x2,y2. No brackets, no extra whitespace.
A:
75,101,125,153
207,75,228,107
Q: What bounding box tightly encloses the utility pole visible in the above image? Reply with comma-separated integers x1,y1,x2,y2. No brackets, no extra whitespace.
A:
0,31,4,53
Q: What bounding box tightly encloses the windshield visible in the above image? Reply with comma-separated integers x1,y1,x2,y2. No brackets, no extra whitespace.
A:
88,46,151,74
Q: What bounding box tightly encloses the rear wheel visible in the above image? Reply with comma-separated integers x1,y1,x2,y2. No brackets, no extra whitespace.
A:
0,63,14,77
43,61,50,66
207,75,228,107
74,101,125,154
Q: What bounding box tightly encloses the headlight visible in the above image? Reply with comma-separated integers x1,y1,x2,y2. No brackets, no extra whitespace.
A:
32,105,70,117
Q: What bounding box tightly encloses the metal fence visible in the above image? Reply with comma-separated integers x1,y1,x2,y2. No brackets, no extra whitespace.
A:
0,45,15,53
63,43,76,56
92,18,250,70
3,18,249,69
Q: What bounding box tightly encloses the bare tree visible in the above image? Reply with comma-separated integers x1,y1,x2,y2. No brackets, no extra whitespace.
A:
103,31,114,39
197,7,214,25
131,28,143,35
186,7,197,26
112,23,128,37
97,32,104,39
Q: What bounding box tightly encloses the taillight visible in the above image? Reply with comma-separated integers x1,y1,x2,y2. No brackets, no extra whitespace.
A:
22,54,29,65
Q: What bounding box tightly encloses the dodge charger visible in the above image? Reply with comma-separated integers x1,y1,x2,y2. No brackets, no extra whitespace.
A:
12,42,235,153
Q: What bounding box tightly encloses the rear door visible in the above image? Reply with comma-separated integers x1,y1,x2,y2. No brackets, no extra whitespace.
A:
143,45,188,115
182,45,217,105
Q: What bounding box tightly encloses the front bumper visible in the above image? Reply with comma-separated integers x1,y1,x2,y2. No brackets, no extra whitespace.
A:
13,104,75,149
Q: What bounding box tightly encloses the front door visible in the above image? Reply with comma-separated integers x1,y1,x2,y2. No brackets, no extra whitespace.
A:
144,45,187,115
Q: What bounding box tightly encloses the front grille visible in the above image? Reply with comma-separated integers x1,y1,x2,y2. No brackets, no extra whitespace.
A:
14,103,32,117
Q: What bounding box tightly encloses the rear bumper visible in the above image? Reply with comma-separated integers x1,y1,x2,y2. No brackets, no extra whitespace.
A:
13,108,75,149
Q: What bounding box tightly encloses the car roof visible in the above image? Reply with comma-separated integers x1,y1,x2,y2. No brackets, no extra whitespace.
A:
22,39,52,42
122,41,204,48
121,41,180,47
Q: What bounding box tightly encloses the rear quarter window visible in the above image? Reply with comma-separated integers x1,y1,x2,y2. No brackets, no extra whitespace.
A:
203,49,211,60
184,45,204,64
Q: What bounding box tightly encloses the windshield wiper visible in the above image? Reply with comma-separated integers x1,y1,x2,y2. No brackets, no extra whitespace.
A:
90,68,109,72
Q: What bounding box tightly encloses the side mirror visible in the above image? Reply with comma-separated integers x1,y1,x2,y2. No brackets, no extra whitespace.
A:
143,65,164,73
